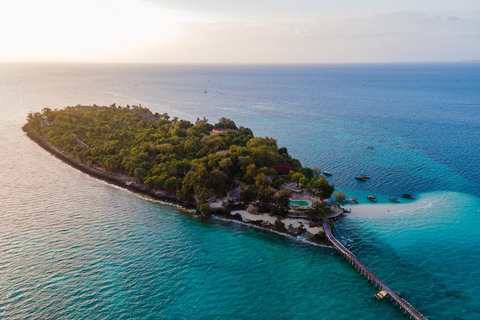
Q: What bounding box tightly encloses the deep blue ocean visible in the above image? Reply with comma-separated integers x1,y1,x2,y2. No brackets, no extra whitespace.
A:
0,63,479,319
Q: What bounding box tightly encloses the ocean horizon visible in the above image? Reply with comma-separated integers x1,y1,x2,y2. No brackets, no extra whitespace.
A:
1,62,479,319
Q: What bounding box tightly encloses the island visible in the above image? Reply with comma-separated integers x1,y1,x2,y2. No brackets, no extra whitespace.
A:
23,104,344,244
23,104,429,319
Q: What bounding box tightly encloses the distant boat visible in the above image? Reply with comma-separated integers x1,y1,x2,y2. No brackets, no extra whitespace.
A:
358,175,371,179
204,90,207,93
389,196,401,203
401,194,415,199
367,146,374,149
367,195,377,202
355,176,367,181
323,171,333,176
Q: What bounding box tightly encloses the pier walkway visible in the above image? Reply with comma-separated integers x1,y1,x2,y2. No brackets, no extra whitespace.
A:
323,218,428,320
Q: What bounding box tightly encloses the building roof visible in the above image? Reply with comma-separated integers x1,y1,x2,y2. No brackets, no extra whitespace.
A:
272,165,295,175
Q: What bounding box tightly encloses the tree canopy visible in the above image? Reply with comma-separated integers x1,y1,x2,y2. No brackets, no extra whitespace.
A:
25,104,335,215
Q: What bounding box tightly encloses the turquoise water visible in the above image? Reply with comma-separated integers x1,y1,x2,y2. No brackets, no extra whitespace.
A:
337,191,480,319
0,63,479,319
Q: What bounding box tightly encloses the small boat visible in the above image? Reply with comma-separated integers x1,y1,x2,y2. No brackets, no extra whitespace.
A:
367,195,377,202
401,194,415,199
389,196,401,203
347,197,359,204
358,174,371,179
323,171,333,176
356,176,367,181
204,90,208,93
367,146,374,149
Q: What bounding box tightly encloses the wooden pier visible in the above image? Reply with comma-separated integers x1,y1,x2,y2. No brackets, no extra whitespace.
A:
322,218,428,320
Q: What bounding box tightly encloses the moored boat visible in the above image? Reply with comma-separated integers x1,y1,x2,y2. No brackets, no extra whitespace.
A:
346,197,358,204
355,176,367,181
358,174,371,179
389,196,401,203
401,194,415,199
323,171,333,176
367,194,377,202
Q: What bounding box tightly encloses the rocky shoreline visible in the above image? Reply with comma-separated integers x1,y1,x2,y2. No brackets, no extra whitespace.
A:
23,125,195,209
209,207,329,245
23,125,331,246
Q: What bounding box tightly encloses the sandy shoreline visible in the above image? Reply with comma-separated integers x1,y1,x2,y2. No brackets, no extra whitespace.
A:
229,210,324,235
209,196,325,237
344,196,436,218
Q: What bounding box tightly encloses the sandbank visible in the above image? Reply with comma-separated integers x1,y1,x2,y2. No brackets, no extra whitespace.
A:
345,196,436,218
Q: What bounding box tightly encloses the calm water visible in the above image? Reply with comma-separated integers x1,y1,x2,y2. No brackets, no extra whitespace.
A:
0,63,479,319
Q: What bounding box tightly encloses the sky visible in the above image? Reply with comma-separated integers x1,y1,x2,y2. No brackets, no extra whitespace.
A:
1,0,479,63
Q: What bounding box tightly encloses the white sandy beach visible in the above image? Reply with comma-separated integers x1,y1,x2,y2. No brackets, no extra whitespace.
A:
344,196,439,218
229,210,323,235
210,197,324,235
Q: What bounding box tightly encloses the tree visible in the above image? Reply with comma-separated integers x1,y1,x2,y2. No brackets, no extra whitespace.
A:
300,167,314,179
290,172,305,187
198,203,210,216
313,178,335,199
134,167,148,181
264,136,277,147
305,201,330,220
271,189,292,218
26,104,327,215
219,157,233,175
244,163,258,183
334,191,346,205
299,177,310,189
164,177,182,191
195,117,209,126
272,177,285,189
208,169,229,198
258,186,275,213
312,166,320,178
255,172,269,190
181,165,208,202
254,173,275,212
240,185,257,203
215,117,238,130
102,156,121,172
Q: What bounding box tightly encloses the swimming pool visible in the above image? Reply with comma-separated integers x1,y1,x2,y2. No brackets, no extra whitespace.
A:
289,200,310,207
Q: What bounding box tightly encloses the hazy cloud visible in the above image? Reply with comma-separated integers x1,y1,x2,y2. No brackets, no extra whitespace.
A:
1,0,479,63
144,0,480,19
438,15,461,20
129,11,480,63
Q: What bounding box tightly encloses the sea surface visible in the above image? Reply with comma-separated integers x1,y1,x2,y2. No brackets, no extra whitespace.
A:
0,62,479,319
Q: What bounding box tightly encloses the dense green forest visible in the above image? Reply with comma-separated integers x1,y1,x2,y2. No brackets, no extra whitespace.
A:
25,104,334,215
